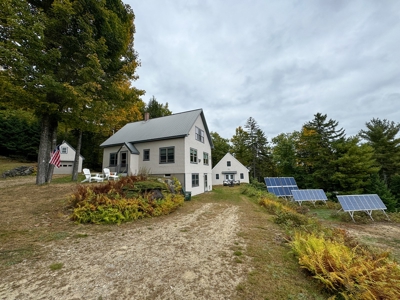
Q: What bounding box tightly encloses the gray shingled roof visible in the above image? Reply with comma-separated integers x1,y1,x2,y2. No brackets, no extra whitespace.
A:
100,109,214,148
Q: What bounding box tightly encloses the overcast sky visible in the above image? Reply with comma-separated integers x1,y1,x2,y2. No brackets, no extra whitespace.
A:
125,0,400,141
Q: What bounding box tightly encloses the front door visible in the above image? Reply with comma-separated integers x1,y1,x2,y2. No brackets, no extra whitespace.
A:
120,151,128,172
225,174,233,180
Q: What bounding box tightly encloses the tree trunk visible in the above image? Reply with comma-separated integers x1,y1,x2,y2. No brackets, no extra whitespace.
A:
72,130,82,181
36,115,58,185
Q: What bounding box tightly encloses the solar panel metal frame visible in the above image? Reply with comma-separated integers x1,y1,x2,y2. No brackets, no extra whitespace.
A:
291,189,327,206
337,194,390,222
264,177,299,198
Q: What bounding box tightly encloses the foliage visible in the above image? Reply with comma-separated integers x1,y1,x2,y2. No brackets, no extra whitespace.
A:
244,117,272,181
142,95,172,119
230,126,251,167
296,113,346,191
256,190,400,299
69,176,184,224
389,174,400,208
240,184,264,198
271,132,300,177
230,118,272,182
249,178,267,190
291,231,400,299
0,0,143,184
365,174,397,212
330,137,380,194
0,110,40,161
210,131,230,168
258,197,317,228
359,118,400,184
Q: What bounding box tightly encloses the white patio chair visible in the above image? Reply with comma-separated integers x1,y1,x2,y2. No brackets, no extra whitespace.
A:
103,168,119,181
81,168,104,183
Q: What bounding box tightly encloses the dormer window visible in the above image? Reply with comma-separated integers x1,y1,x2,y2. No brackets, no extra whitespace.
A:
195,127,204,143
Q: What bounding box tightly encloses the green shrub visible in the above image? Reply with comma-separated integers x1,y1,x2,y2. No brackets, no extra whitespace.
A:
259,196,316,228
69,176,184,224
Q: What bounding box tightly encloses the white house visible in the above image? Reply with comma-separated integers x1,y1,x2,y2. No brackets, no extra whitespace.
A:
53,141,85,175
212,153,250,185
100,109,214,196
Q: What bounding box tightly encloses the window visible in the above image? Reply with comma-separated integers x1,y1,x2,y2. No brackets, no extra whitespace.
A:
190,148,198,163
203,152,209,165
227,161,231,167
192,174,199,187
195,127,204,143
143,149,150,161
160,147,174,163
109,153,117,166
61,146,68,154
240,173,244,179
216,174,219,180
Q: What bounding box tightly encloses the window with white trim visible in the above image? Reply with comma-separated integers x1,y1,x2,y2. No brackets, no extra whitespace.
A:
227,161,231,167
192,174,199,187
240,173,244,179
195,127,204,143
190,148,198,163
203,152,209,165
216,174,219,179
61,146,68,154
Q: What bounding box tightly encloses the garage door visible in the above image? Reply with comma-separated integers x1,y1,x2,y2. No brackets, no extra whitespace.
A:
53,162,74,175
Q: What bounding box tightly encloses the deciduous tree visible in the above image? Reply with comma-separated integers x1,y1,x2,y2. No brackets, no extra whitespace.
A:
1,0,142,184
271,132,300,177
210,132,230,168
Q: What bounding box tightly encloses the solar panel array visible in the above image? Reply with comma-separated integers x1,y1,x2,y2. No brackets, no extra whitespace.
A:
337,194,389,222
291,189,327,205
264,177,299,197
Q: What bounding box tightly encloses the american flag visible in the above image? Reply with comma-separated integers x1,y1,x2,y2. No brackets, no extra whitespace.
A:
49,145,61,168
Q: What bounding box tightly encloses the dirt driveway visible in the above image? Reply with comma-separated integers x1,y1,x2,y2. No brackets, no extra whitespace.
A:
0,177,249,299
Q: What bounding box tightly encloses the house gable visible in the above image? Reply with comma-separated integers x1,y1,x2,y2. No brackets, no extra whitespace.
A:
53,141,85,175
212,153,250,185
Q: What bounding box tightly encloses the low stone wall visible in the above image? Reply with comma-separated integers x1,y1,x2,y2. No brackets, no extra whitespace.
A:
2,166,35,178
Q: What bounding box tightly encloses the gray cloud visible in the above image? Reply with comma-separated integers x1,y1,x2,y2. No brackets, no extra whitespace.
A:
128,0,400,140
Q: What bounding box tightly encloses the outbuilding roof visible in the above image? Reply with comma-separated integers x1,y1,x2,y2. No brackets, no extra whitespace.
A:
100,109,213,148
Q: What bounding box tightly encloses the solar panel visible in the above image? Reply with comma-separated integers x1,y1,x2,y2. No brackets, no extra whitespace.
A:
291,189,327,206
337,194,390,222
264,177,298,198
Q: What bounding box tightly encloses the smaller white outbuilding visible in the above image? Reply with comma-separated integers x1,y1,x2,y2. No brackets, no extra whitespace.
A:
212,153,250,185
53,141,85,175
